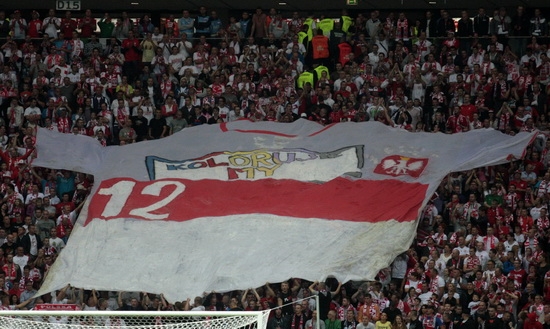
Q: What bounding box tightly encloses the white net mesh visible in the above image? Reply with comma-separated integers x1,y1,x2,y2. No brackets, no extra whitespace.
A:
0,310,271,329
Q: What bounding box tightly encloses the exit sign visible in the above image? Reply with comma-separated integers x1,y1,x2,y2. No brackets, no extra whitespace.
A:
347,0,358,4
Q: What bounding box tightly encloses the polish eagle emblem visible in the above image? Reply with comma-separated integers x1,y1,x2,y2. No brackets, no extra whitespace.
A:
374,156,428,178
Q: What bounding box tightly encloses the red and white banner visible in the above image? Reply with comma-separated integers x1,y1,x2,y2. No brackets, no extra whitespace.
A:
33,120,536,301
87,177,426,224
34,304,81,311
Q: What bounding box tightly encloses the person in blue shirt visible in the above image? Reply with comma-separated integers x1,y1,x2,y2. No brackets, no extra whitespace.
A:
56,170,75,197
209,10,223,38
194,6,211,38
178,10,195,39
52,32,72,62
239,12,252,38
501,252,515,274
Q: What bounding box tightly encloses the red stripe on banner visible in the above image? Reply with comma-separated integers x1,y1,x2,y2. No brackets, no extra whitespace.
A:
219,120,337,138
233,129,298,138
85,177,427,225
307,123,337,137
219,122,229,132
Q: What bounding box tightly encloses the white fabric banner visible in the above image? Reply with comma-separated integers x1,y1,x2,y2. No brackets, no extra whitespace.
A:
34,120,535,301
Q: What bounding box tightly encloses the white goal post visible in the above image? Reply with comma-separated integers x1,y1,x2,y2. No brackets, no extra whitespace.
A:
0,310,271,329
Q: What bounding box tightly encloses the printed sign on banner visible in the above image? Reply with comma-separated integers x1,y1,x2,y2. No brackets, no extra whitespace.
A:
34,304,81,311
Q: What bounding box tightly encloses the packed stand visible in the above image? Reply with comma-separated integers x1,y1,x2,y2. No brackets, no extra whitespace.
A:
0,6,548,328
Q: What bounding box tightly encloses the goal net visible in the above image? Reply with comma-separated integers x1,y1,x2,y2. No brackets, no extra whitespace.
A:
0,310,270,329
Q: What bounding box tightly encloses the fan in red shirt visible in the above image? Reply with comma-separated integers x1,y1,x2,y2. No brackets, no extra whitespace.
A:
460,95,477,121
544,273,550,303
78,9,97,38
161,95,178,118
525,152,545,177
55,192,76,216
329,105,344,123
60,11,78,39
122,31,141,62
0,145,34,173
486,199,504,227
494,216,510,238
336,73,358,99
517,208,534,233
387,77,407,101
446,106,470,133
524,313,542,329
509,171,528,198
27,11,42,38
507,259,527,289
341,106,357,122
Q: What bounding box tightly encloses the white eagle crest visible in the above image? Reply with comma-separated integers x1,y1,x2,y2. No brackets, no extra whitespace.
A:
381,158,424,176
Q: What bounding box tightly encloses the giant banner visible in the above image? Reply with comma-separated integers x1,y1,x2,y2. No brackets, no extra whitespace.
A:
34,120,535,301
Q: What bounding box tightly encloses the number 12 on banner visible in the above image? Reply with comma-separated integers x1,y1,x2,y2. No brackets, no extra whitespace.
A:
92,179,186,222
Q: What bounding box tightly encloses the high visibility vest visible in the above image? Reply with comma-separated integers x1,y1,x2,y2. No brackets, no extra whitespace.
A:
341,16,353,34
411,26,420,44
303,17,315,40
298,31,310,50
311,35,330,59
297,71,315,89
314,65,330,80
317,18,334,36
338,43,353,65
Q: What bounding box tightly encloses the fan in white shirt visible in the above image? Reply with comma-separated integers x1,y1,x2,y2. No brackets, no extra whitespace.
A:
42,10,61,38
168,47,184,72
12,247,28,277
56,205,77,226
179,58,199,76
24,184,44,205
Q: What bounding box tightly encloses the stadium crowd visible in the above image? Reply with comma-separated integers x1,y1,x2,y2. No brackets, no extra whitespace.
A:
0,5,549,329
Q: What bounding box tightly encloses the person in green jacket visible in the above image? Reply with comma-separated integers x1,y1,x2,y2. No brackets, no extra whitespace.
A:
325,310,342,329
98,13,115,38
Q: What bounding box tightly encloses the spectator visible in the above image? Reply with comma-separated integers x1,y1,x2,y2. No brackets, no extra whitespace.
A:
239,11,252,38
78,9,96,39
114,11,133,39
306,310,325,329
0,11,10,38
138,15,154,37
10,11,27,40
27,11,42,39
325,310,341,329
195,7,211,39
177,10,194,39
375,312,392,329
59,11,76,40
436,10,455,37
117,292,144,311
510,6,530,56
251,8,267,39
268,308,288,329
121,31,140,83
98,13,115,38
19,280,37,309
